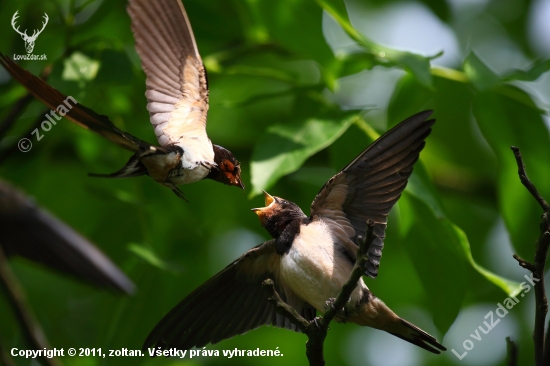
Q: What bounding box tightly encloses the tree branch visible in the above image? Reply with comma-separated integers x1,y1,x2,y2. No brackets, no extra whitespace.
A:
510,146,549,211
506,337,518,366
0,245,62,366
262,220,377,366
512,254,535,273
262,279,311,333
510,146,550,366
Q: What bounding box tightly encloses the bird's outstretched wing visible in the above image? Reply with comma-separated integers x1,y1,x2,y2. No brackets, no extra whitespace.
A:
310,111,435,278
144,240,316,350
128,0,211,154
0,54,147,152
0,179,135,294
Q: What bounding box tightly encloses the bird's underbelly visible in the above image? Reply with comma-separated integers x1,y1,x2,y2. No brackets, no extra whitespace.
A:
279,221,363,313
169,164,210,185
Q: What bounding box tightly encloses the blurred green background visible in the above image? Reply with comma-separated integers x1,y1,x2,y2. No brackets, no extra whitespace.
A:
1,0,549,365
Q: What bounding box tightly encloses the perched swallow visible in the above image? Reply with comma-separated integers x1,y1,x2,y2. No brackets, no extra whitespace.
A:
0,0,244,200
143,111,446,354
0,179,134,294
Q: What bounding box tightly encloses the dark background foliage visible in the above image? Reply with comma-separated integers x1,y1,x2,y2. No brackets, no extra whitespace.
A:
1,0,549,365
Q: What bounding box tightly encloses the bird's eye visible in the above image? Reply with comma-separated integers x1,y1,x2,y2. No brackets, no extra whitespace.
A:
282,201,288,205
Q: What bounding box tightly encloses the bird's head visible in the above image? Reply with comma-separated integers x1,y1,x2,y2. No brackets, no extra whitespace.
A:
251,191,305,238
210,145,244,189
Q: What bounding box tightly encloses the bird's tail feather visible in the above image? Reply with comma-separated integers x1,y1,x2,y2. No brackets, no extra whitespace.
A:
388,318,447,354
349,296,446,354
89,154,147,178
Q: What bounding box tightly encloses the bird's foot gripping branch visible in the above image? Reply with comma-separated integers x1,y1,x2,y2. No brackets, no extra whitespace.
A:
262,220,377,366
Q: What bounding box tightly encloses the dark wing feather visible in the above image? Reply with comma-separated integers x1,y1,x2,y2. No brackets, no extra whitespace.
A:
144,240,316,350
128,0,210,147
0,54,147,152
310,111,435,278
0,179,134,294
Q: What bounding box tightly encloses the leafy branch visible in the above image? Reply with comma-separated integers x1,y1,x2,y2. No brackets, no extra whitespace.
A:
262,220,376,366
510,146,550,366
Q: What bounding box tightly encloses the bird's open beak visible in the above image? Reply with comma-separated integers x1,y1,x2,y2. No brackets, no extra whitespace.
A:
251,191,275,215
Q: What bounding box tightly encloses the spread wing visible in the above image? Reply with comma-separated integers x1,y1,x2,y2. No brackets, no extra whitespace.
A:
0,179,134,294
144,240,316,350
310,111,435,278
128,0,211,152
0,54,147,152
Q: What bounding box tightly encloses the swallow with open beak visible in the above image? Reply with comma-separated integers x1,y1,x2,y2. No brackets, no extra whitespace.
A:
0,0,244,200
143,111,445,355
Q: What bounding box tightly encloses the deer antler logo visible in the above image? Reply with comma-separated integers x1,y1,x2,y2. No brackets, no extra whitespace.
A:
11,11,49,54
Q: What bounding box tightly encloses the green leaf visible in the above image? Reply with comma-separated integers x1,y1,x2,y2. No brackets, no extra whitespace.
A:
451,223,522,297
493,84,546,113
399,190,522,334
463,52,500,91
405,163,523,297
246,0,334,67
62,51,100,82
398,192,468,333
503,59,550,82
128,243,180,272
250,114,358,197
473,92,550,259
317,0,433,88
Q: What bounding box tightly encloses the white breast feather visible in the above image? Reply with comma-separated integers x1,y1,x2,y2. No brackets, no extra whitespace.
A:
280,220,367,313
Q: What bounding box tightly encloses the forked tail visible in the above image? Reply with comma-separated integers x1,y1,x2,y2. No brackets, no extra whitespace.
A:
89,154,147,179
349,295,446,354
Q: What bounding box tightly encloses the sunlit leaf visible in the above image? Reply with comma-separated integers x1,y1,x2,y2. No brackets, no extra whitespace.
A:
451,223,522,297
398,192,468,333
62,51,100,82
250,114,358,197
503,59,550,82
463,52,500,91
405,164,521,295
317,0,433,88
473,92,550,259
128,243,180,273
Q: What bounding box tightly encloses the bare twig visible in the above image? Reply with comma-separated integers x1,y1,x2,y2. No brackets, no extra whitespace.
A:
0,245,62,366
506,337,518,366
262,279,311,333
512,254,535,273
262,220,377,366
510,146,550,366
510,146,549,211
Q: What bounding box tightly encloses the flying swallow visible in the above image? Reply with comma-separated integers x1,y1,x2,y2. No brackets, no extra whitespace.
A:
0,179,134,294
0,0,244,200
143,111,446,354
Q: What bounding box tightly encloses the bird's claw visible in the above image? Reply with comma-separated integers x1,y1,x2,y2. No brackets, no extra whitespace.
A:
310,316,322,330
325,298,337,310
325,298,349,320
171,186,189,202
